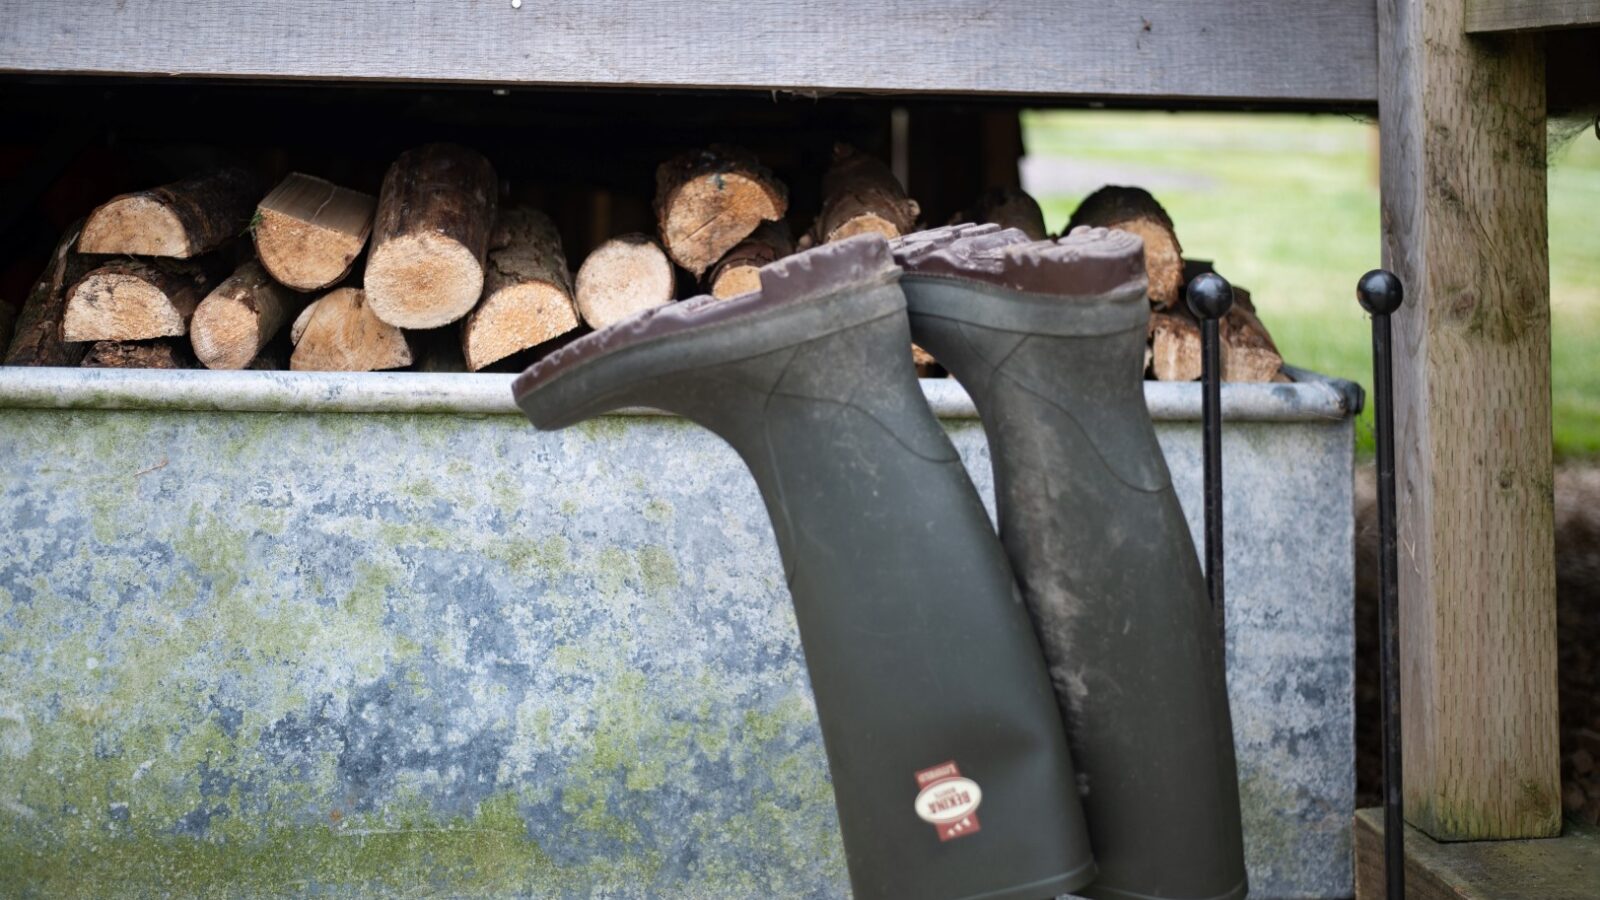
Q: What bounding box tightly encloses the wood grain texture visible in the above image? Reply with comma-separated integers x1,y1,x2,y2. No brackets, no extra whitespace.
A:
0,1,1377,103
4,220,91,366
1466,0,1600,32
1378,0,1560,839
1353,809,1600,899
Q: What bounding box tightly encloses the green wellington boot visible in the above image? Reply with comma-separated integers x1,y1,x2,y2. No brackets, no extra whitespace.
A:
893,224,1247,900
513,235,1096,900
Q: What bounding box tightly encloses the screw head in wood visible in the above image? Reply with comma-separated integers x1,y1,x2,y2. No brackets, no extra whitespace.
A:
1186,272,1233,321
1357,269,1404,316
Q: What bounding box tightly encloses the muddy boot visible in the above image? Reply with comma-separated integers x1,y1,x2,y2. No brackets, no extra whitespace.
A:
894,225,1247,900
513,235,1097,900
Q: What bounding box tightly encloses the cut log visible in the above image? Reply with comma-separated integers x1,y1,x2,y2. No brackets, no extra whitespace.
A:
462,207,580,371
289,287,413,372
61,256,229,343
707,221,794,299
82,339,193,369
574,233,674,330
4,220,94,366
1068,186,1183,308
365,143,498,329
952,187,1048,241
78,167,258,258
1222,303,1283,382
1181,258,1257,313
191,260,306,370
1149,306,1202,382
253,172,376,291
805,143,920,246
654,145,788,277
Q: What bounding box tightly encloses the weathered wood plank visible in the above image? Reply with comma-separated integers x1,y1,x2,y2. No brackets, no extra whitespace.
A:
1466,0,1600,32
0,0,1377,103
1378,0,1561,840
1353,809,1600,899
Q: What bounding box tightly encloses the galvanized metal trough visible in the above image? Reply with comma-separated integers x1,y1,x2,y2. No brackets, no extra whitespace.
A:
0,366,1359,898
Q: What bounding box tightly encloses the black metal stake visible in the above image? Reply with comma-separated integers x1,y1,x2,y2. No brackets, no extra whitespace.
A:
1359,269,1405,900
1187,273,1233,642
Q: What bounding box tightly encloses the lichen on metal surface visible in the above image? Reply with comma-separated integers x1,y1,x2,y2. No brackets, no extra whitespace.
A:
0,388,1355,898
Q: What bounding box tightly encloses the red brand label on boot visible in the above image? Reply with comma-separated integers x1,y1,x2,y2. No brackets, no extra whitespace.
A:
914,761,982,841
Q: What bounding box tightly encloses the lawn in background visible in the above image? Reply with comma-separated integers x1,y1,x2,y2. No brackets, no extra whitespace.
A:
1022,110,1600,458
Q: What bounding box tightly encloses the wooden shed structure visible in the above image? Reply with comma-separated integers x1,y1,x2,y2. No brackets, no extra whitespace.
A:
3,0,1598,894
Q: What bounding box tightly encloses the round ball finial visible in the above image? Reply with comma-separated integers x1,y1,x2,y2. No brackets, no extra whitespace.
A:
1357,269,1404,316
1186,272,1234,321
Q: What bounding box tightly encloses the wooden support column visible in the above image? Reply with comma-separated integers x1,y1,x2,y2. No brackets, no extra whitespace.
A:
1377,0,1560,840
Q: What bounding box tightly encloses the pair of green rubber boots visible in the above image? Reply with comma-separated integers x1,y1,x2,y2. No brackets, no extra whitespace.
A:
513,227,1245,900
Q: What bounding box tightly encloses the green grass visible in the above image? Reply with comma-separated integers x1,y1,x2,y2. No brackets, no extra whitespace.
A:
1022,110,1600,458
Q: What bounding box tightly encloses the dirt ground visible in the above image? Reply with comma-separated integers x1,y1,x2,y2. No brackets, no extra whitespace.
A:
1354,464,1600,826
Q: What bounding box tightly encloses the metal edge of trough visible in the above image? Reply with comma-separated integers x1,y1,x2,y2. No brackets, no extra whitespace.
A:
0,364,1364,422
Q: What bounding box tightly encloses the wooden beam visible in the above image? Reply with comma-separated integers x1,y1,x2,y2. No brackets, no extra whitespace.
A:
1466,0,1600,32
1378,0,1561,840
1353,809,1600,899
0,1,1377,104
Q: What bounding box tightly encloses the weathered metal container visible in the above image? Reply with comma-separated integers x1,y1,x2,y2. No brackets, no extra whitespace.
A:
0,367,1358,898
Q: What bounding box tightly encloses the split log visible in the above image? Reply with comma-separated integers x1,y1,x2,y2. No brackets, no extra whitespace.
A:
4,220,94,366
289,287,412,372
654,145,788,277
1068,187,1183,308
1222,303,1283,382
707,221,793,299
1149,306,1202,382
191,260,305,370
462,208,580,371
78,168,258,258
365,143,498,329
951,187,1048,241
253,172,376,291
1181,259,1256,313
82,339,193,369
574,233,674,330
805,144,920,246
62,256,229,343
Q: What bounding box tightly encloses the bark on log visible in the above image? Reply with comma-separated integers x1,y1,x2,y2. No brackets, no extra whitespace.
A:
655,145,788,277
365,143,498,329
254,172,376,291
78,167,258,258
805,143,920,246
82,339,193,369
62,255,229,342
191,260,306,370
4,220,93,366
707,221,794,299
1150,306,1202,382
462,208,580,371
574,233,674,330
1068,186,1183,308
289,287,413,372
951,187,1048,241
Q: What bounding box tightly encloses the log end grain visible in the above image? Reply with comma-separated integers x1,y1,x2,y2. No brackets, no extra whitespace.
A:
79,196,191,257
364,232,486,330
1150,309,1202,382
290,287,413,372
1068,186,1183,307
575,234,674,330
659,171,786,276
254,209,368,292
191,261,302,370
710,265,762,299
463,281,581,371
62,269,189,342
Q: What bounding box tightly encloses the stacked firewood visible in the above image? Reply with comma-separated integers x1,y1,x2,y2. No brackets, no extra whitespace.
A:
2,145,1282,382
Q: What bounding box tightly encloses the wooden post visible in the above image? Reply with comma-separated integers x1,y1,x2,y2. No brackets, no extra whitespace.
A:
1377,0,1560,839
